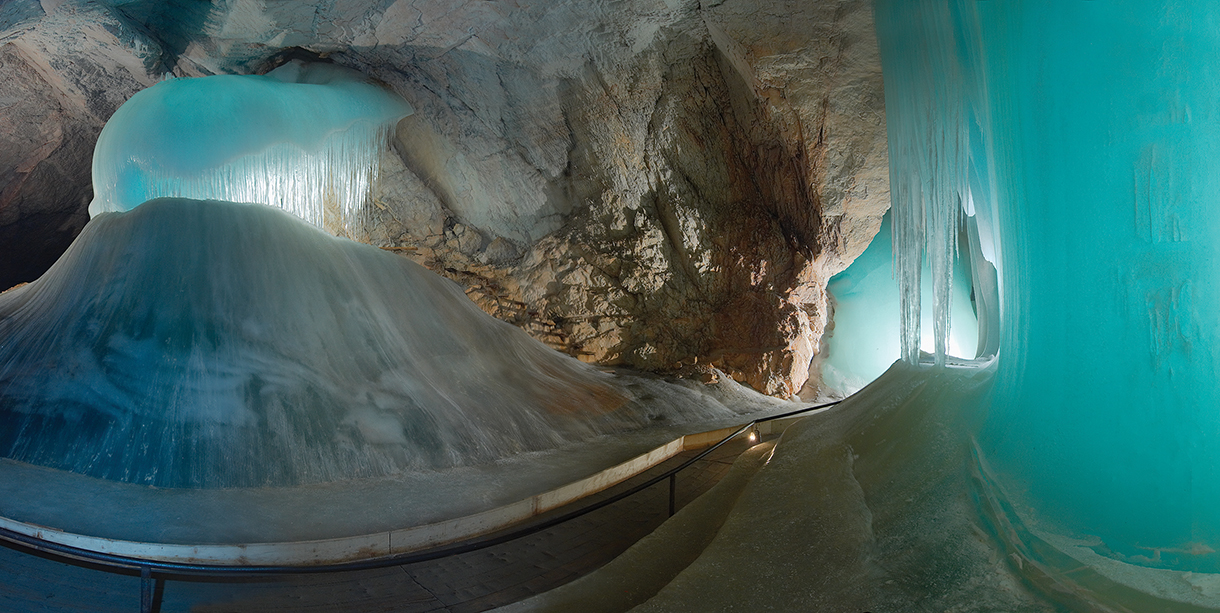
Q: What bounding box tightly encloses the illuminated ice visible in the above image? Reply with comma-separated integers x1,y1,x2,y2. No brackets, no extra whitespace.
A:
885,0,1220,604
818,212,977,394
523,1,1220,609
87,61,412,235
0,198,759,488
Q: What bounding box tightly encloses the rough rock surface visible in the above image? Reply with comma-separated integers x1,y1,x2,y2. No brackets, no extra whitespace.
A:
0,0,160,290
0,0,888,396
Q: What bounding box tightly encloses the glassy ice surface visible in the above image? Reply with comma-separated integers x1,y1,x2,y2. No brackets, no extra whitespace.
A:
871,0,1220,606
819,212,977,395
975,0,1220,578
0,199,769,489
88,61,412,234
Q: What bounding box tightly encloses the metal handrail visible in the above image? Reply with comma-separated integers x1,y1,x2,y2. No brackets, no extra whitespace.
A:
0,399,842,610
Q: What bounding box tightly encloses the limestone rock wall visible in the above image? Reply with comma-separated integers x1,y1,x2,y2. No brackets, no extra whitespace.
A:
0,0,888,397
0,0,160,289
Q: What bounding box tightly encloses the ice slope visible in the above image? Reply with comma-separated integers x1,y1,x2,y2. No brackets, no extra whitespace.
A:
0,198,756,488
875,0,1220,600
87,61,412,234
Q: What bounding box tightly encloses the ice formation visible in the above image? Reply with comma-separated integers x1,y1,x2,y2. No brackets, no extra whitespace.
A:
0,198,753,488
875,0,1220,606
877,0,976,367
818,212,978,395
555,0,1220,608
88,61,412,235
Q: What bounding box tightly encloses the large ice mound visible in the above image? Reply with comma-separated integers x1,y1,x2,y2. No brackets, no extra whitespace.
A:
87,61,412,235
0,198,747,488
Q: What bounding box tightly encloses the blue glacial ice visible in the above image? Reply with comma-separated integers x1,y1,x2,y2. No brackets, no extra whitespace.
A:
532,1,1220,609
87,60,413,235
818,211,977,395
881,0,1220,602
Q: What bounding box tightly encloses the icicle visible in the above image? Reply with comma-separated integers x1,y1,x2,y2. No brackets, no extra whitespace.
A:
876,0,973,366
102,122,394,237
88,61,413,238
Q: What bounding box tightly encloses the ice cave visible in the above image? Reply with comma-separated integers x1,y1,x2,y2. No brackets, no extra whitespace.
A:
88,60,415,235
1,0,1218,610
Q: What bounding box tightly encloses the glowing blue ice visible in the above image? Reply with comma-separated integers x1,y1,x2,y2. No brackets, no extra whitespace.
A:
88,61,413,234
975,0,1220,575
877,0,1220,600
819,212,977,394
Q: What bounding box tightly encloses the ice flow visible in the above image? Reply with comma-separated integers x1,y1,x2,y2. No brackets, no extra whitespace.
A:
87,60,412,235
0,198,753,488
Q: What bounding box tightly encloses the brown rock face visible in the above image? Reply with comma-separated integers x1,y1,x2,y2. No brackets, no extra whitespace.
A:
0,0,888,396
353,0,888,396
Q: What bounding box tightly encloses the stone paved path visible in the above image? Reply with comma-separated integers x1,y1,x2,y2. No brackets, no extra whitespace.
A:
0,435,762,613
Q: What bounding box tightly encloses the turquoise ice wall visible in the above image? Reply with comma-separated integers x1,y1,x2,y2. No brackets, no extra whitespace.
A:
878,0,1220,575
978,2,1220,571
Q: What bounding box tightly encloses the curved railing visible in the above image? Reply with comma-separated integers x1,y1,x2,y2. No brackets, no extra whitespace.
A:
0,400,842,613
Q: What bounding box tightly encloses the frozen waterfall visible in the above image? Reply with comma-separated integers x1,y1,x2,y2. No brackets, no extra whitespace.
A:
0,198,756,488
877,0,1220,604
87,60,412,236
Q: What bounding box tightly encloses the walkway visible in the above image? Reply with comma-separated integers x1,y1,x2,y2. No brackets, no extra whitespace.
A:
0,435,766,613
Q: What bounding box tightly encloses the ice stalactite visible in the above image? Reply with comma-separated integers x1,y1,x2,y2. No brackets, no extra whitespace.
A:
875,0,980,367
88,61,412,237
819,2,996,390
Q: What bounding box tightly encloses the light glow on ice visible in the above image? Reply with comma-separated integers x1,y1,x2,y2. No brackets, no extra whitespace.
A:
819,212,977,395
875,0,1220,605
88,61,413,235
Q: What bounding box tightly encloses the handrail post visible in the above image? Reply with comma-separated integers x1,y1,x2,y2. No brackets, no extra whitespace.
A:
140,566,154,613
668,473,676,517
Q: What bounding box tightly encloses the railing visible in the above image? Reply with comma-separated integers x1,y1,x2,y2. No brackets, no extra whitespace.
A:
0,400,842,613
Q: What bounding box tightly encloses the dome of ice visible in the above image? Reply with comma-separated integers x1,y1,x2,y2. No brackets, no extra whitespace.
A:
0,198,746,488
87,60,412,234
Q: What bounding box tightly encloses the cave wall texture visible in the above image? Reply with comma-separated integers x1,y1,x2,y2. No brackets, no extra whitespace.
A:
0,0,888,397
